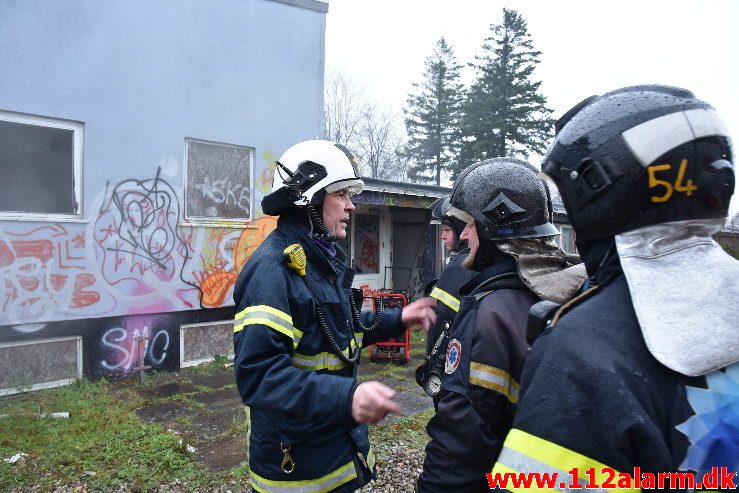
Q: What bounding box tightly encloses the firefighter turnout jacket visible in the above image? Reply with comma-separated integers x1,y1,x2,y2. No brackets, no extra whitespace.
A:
426,248,474,356
493,252,738,491
417,257,540,493
233,217,405,493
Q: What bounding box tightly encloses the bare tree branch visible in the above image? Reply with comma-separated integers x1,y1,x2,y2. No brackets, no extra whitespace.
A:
324,71,368,147
324,70,408,180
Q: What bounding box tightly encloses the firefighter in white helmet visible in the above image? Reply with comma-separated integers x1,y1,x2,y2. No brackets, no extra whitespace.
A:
233,140,436,492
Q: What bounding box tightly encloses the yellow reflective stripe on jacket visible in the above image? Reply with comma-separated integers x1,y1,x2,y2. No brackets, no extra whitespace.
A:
292,351,348,371
469,361,520,404
250,460,357,493
354,331,364,348
430,286,461,312
366,446,376,470
492,429,638,493
292,327,304,347
234,305,297,346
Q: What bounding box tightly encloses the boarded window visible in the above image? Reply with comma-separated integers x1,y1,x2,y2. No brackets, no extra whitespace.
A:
0,111,82,217
185,139,253,222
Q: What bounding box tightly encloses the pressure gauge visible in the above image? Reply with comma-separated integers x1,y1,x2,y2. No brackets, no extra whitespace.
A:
424,372,442,397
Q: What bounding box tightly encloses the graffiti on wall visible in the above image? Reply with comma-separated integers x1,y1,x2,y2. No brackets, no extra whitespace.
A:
354,213,379,274
100,320,172,373
254,150,278,217
185,214,276,308
185,141,252,220
0,224,103,324
359,283,381,309
92,168,194,307
0,167,277,327
353,191,436,209
191,176,250,216
256,150,278,194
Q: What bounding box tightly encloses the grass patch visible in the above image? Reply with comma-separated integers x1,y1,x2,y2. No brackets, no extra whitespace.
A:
369,409,433,450
0,379,224,491
362,359,411,381
189,355,232,375
359,327,426,383
0,346,431,491
410,328,426,350
720,243,738,259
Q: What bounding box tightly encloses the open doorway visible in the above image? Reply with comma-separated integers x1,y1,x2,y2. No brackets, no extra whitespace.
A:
389,208,430,301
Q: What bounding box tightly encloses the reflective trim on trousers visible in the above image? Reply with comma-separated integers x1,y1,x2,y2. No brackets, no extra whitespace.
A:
250,460,357,493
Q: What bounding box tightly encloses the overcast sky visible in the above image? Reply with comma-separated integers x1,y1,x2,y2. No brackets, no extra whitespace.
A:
325,0,739,211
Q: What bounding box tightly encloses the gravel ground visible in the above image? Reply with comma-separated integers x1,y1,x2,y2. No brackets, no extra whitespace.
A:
359,440,426,493
14,439,427,493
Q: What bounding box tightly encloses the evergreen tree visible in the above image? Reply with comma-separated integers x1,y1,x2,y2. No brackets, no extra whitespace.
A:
458,8,553,177
403,38,464,185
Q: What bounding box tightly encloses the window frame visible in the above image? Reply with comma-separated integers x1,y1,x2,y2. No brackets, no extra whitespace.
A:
0,110,84,222
182,137,255,225
558,224,578,254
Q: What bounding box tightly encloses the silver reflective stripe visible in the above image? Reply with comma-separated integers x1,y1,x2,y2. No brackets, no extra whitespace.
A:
292,351,347,371
497,446,572,492
494,430,638,493
622,108,728,167
497,446,620,493
250,461,357,493
234,305,295,341
293,327,304,348
468,361,520,404
243,311,292,331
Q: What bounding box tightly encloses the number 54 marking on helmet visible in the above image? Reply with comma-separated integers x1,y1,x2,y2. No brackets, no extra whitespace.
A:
647,159,698,203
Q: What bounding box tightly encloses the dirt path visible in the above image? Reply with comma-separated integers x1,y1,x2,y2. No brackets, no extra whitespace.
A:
121,354,433,472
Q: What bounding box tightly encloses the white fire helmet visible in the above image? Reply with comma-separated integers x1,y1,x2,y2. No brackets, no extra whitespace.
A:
272,140,364,204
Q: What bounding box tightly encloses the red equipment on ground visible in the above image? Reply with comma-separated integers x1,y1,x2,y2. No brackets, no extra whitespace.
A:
366,291,410,364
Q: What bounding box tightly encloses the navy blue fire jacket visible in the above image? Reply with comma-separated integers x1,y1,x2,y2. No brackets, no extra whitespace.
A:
418,257,539,493
233,217,405,493
426,248,474,356
493,252,738,491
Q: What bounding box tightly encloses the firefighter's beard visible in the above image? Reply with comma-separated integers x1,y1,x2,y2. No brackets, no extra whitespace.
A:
462,239,508,272
462,242,480,270
462,247,476,270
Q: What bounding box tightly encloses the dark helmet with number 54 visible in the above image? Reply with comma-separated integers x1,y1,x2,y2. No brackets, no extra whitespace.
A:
542,85,734,241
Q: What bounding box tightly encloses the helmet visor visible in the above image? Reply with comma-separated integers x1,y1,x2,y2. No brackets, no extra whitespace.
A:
447,205,475,225
324,178,364,196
